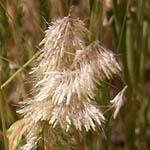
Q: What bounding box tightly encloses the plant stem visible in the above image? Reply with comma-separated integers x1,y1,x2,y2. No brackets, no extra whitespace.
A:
137,0,144,85
0,89,8,150
89,0,103,41
139,21,148,84
117,0,130,53
126,19,135,86
1,50,41,89
58,0,67,17
125,97,139,150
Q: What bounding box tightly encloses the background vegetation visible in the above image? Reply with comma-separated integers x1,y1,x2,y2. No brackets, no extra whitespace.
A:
0,0,150,150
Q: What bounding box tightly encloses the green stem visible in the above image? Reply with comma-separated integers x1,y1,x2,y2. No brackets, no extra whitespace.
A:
126,19,135,86
0,89,8,150
125,97,139,150
89,0,103,41
136,0,144,85
1,50,41,89
117,0,130,53
139,21,148,83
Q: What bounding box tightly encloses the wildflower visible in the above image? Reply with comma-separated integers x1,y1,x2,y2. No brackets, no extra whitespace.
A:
110,86,128,119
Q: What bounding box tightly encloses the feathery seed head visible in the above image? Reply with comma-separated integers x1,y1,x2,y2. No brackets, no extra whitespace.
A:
74,41,121,80
32,15,88,75
18,13,124,150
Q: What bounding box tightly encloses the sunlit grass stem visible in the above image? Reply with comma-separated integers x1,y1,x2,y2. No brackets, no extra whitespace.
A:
1,50,41,89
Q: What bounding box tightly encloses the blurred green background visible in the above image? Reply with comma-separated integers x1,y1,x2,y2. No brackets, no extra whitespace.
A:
0,0,150,150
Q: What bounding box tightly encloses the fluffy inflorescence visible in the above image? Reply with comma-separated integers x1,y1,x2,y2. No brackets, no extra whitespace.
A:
18,14,124,150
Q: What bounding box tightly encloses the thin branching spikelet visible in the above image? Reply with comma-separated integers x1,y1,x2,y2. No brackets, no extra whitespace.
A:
110,86,128,119
18,12,124,150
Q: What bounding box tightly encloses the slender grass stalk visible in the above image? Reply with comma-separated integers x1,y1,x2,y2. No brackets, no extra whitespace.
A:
136,0,144,85
89,0,103,41
0,89,8,150
113,0,131,86
0,56,16,65
138,17,147,84
143,98,150,147
126,19,135,86
58,0,67,17
1,50,41,89
116,0,130,53
89,0,93,11
86,131,92,150
65,0,72,10
112,0,120,40
125,97,138,150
